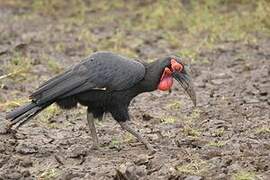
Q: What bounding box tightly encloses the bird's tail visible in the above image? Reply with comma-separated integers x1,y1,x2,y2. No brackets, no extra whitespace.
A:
6,102,50,128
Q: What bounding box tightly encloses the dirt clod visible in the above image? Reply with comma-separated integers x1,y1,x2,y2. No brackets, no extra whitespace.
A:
15,143,38,155
19,158,33,168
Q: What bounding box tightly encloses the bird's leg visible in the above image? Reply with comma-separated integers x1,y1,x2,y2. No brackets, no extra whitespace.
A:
87,111,99,150
118,121,155,152
101,113,106,121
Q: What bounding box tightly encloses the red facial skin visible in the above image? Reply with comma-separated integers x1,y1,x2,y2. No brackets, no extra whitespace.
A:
171,59,183,72
158,59,183,91
158,67,173,91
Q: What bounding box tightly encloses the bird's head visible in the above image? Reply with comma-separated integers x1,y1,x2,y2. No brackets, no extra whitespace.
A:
157,56,196,106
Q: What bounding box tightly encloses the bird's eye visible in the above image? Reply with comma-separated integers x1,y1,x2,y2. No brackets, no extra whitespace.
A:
170,59,183,72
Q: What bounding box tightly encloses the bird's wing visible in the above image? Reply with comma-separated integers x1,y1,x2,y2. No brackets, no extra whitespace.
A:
30,52,145,104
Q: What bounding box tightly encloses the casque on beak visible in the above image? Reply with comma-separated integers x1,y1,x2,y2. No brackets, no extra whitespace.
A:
172,69,196,106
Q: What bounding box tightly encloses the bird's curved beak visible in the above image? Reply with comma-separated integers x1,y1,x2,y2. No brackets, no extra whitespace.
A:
172,70,196,106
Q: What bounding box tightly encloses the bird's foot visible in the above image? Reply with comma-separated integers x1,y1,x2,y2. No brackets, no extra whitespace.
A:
118,121,156,154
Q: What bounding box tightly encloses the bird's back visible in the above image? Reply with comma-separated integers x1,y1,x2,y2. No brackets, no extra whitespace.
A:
30,51,146,105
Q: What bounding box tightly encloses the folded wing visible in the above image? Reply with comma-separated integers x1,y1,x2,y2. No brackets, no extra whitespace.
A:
30,52,145,105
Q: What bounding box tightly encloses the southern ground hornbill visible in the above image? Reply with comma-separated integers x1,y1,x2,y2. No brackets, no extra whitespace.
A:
6,51,196,151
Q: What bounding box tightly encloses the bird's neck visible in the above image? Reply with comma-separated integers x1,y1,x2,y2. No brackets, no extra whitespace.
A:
134,60,165,93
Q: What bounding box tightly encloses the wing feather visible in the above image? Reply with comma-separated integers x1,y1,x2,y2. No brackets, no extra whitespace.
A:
30,52,145,105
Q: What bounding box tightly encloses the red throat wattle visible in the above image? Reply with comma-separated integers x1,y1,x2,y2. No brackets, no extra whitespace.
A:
158,67,173,91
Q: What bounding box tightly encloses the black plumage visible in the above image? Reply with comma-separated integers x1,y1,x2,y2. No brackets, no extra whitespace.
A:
6,51,196,151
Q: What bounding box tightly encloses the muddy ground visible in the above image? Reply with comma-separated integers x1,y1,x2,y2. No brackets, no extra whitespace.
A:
0,1,270,180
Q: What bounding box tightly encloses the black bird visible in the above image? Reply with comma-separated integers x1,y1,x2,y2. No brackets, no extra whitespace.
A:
6,51,196,151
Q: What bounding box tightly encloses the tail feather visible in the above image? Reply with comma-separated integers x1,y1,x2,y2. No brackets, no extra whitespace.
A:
6,103,36,120
9,106,41,124
12,108,44,129
6,102,50,128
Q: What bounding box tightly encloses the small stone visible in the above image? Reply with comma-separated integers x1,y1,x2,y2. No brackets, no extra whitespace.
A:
134,154,151,165
9,139,17,146
22,170,31,177
211,79,224,85
116,162,139,180
16,143,38,155
142,113,153,121
19,158,33,167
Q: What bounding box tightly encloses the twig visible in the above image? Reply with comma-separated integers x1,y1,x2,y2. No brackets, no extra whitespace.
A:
0,69,25,80
0,73,13,80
